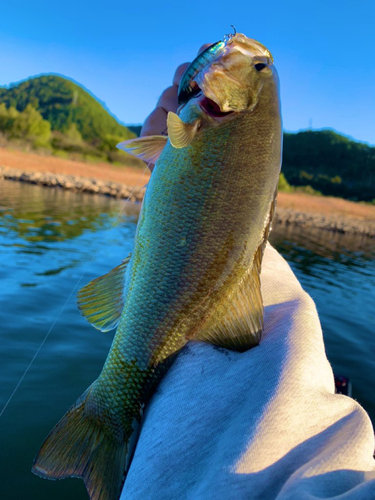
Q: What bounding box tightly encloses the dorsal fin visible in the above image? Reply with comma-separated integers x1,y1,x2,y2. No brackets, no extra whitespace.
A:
194,189,278,351
167,112,200,148
77,255,130,332
117,136,167,164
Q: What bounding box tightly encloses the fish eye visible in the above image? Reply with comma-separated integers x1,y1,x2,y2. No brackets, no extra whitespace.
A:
254,63,268,72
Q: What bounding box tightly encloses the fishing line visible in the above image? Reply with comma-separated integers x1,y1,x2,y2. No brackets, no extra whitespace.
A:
0,164,149,419
0,278,83,419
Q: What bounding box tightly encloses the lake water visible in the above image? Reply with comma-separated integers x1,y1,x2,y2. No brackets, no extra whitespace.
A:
0,179,374,500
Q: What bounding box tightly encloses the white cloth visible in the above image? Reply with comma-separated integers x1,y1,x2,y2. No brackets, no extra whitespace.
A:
121,245,375,499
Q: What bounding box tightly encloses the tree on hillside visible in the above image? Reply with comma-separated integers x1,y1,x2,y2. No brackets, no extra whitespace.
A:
282,130,375,201
0,103,51,147
0,103,19,132
65,123,83,144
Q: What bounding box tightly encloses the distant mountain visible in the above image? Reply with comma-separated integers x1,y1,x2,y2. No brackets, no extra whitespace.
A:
282,130,375,201
0,75,134,143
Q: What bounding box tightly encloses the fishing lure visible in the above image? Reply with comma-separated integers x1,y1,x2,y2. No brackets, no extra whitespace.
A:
178,26,236,105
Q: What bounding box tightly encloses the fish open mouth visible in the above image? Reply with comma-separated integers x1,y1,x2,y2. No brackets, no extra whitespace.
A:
199,96,233,118
180,80,233,119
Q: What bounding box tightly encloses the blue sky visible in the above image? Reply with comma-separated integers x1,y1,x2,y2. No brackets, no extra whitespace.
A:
0,0,374,144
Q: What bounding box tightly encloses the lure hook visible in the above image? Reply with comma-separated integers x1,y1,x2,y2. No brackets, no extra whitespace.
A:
223,25,237,44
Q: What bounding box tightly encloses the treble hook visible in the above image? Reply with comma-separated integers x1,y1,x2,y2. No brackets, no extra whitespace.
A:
223,25,237,43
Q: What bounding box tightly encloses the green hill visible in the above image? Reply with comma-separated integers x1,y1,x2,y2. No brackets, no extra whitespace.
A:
282,130,375,202
0,75,134,143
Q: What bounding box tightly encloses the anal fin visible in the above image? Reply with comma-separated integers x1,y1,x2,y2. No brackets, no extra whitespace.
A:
196,245,264,351
195,189,278,351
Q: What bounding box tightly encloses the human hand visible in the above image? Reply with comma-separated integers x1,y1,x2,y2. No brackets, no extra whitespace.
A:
140,44,211,171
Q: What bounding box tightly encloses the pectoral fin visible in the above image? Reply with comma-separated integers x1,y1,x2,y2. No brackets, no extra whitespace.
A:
117,136,167,164
167,112,200,148
77,255,130,332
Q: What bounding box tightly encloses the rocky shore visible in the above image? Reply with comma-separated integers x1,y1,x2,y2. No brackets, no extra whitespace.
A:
273,208,375,238
1,165,374,238
0,165,145,202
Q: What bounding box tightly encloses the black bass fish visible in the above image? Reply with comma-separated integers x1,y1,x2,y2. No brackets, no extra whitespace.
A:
32,32,282,500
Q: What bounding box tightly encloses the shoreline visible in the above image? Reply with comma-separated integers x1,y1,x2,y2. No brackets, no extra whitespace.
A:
0,165,146,203
1,164,375,238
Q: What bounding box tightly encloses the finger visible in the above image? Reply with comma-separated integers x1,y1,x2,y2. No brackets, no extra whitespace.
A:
142,86,178,138
156,85,178,113
141,106,168,138
172,62,190,87
145,44,213,138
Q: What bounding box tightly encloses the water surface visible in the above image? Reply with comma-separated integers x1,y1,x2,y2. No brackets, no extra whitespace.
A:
0,179,374,500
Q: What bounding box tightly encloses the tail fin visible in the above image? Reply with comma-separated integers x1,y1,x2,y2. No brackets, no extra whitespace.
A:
32,386,135,500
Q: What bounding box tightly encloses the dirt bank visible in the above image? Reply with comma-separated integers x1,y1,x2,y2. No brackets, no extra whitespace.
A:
0,146,150,186
1,146,374,237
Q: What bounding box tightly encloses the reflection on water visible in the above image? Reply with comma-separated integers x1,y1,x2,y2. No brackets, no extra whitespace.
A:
271,223,375,263
0,179,374,500
0,180,140,243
